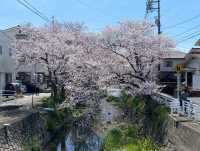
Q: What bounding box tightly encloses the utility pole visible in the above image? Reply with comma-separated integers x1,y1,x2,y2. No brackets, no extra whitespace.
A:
145,0,161,34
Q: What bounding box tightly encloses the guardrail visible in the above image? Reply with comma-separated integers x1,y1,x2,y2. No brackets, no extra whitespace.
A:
0,90,17,106
152,91,199,121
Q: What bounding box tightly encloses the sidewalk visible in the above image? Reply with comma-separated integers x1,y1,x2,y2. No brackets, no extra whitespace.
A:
2,93,51,106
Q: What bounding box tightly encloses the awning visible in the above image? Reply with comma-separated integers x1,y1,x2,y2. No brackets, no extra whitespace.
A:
18,72,31,75
182,68,195,71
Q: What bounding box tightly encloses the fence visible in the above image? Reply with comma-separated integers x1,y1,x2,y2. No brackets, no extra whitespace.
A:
0,90,17,106
152,91,199,121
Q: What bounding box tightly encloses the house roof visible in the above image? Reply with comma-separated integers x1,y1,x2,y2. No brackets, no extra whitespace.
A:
181,48,200,67
194,39,200,46
165,51,186,59
2,25,20,32
0,30,12,40
184,48,200,58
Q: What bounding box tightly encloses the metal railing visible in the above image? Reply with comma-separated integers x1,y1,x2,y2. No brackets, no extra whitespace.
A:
0,90,17,106
152,91,199,121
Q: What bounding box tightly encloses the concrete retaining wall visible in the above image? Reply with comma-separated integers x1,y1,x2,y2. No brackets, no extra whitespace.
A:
161,116,200,151
0,111,52,151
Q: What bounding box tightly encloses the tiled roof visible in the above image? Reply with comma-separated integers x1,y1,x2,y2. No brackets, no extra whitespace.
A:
165,51,186,58
191,53,200,60
195,39,200,46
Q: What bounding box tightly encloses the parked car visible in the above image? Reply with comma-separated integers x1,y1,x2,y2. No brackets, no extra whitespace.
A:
22,81,35,93
4,83,20,97
15,80,27,93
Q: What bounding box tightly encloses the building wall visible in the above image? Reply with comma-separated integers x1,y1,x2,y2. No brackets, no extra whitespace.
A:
160,59,184,72
0,31,16,89
186,58,200,71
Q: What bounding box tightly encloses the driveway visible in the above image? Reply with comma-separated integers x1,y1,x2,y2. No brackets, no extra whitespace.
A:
2,93,51,106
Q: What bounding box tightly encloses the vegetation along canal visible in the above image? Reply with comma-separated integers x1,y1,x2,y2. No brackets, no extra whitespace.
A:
43,91,165,151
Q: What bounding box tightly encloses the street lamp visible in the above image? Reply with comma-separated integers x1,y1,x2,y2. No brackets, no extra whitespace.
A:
15,30,35,107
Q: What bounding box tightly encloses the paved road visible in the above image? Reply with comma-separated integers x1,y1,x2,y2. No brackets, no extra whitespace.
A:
2,93,51,106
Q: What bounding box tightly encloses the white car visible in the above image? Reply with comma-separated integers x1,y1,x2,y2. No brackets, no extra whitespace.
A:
16,80,27,93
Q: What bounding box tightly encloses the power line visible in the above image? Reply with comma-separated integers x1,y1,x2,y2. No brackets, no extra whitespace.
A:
161,0,179,17
175,31,200,44
174,29,200,42
23,0,51,22
175,32,200,44
76,0,121,20
172,24,200,39
162,0,196,27
93,0,144,13
43,13,117,23
16,0,51,22
163,13,200,30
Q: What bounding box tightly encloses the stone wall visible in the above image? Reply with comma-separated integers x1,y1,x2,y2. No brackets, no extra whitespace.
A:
161,116,200,151
0,110,52,151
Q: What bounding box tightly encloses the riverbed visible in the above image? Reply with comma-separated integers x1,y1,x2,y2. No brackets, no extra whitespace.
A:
43,98,122,151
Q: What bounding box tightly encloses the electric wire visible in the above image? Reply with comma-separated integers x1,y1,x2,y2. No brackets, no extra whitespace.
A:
16,0,51,22
172,24,200,39
43,13,117,23
163,13,200,30
23,0,51,22
175,31,200,44
93,0,144,13
162,0,196,27
174,28,200,42
161,0,179,17
76,0,121,20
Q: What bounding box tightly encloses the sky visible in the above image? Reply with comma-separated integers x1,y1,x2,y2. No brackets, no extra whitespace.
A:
1,0,200,53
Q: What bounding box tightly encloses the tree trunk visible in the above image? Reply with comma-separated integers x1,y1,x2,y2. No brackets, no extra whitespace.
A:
61,86,65,97
51,84,57,102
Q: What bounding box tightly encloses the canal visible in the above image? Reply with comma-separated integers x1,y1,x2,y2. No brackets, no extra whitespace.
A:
43,92,122,151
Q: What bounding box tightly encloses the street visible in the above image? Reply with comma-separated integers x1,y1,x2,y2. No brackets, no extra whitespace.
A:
2,93,51,106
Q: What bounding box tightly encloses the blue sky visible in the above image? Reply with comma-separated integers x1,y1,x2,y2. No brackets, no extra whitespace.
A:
1,0,200,52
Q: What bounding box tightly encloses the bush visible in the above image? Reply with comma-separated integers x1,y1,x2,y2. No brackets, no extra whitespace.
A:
22,138,42,151
40,92,70,133
100,124,161,151
114,102,124,109
106,95,120,102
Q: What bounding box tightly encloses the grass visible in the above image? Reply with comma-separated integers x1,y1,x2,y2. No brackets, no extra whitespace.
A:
39,89,70,133
106,95,120,102
100,124,161,151
21,137,42,151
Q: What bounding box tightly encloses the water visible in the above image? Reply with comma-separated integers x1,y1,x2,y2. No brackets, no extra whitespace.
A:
43,125,103,151
107,91,120,97
43,95,122,151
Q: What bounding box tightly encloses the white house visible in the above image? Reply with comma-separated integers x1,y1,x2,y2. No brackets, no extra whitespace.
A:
158,51,186,85
3,26,47,90
0,30,16,89
180,48,200,89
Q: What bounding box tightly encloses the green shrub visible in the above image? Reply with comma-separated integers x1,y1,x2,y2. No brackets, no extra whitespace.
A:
44,118,58,133
106,95,120,102
21,138,42,151
100,129,123,151
153,105,170,130
114,102,124,109
74,109,83,115
100,124,161,151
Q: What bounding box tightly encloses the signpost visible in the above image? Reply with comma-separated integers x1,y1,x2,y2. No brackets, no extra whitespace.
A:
173,64,183,99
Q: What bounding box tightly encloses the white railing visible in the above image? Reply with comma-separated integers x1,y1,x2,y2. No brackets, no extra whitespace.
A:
152,91,199,121
0,90,17,106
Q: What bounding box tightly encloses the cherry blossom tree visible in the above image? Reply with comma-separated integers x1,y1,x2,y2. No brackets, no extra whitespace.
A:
8,21,89,101
98,20,175,101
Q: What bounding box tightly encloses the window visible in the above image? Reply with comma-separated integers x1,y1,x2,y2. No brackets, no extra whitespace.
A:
164,61,173,67
9,48,12,57
0,46,2,55
5,74,12,83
